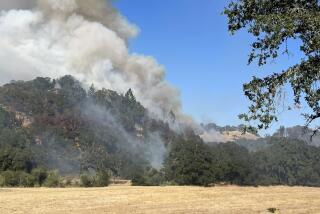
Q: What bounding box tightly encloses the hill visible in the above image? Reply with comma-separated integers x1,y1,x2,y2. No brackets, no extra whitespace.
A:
0,76,177,177
273,126,320,147
201,123,260,143
2,76,320,187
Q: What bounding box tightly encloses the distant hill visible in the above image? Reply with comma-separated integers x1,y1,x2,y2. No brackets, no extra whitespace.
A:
272,126,320,147
201,123,260,143
201,123,320,151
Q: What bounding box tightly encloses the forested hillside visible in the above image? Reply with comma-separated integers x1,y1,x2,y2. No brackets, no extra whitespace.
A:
0,76,177,182
1,76,320,187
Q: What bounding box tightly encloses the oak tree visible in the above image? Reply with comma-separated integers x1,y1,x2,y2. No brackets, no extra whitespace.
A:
225,0,320,132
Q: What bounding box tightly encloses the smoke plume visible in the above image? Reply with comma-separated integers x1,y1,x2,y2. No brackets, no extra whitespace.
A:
0,0,35,10
81,101,167,170
0,0,183,121
0,0,225,142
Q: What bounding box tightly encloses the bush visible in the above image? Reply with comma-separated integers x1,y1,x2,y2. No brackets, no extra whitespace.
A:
0,171,36,187
43,171,60,187
267,208,279,213
59,177,77,187
132,168,165,186
31,168,48,187
0,174,4,187
94,171,110,187
146,169,165,186
18,171,36,187
132,174,148,186
1,171,19,187
80,174,94,187
80,171,111,187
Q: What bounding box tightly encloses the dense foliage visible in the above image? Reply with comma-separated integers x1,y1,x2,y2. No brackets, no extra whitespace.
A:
0,76,176,176
248,139,320,186
131,168,165,186
164,137,320,187
0,76,177,186
80,171,111,187
164,134,216,186
224,0,320,132
1,76,320,187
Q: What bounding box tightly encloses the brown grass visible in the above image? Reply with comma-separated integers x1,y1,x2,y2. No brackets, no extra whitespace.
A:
1,186,320,213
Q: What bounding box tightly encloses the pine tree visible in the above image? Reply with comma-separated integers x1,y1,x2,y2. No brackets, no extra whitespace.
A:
88,84,96,98
125,89,136,103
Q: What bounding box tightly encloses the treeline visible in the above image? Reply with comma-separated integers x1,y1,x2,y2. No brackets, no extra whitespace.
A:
0,132,110,188
134,136,320,187
0,169,58,187
2,114,320,187
0,169,111,188
0,124,111,187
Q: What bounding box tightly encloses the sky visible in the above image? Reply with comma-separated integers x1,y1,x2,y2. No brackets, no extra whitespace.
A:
116,0,306,134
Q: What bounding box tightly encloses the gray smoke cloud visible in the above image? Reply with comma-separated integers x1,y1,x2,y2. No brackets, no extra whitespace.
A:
82,102,167,170
0,0,35,10
0,0,181,121
0,0,224,142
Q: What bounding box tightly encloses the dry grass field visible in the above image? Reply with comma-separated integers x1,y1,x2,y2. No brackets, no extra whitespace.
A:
1,186,320,214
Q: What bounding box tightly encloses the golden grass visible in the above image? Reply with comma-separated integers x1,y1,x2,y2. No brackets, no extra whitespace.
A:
1,186,320,214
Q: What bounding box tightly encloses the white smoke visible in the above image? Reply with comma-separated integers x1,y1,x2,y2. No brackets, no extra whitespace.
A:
81,102,167,170
0,0,181,120
0,0,224,142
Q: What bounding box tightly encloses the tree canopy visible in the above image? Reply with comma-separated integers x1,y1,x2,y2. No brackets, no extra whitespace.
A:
224,0,320,132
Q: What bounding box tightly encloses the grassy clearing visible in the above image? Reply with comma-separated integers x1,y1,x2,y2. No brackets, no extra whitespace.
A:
1,186,320,213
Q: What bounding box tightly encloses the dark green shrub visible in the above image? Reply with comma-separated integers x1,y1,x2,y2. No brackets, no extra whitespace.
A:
0,134,36,173
18,171,36,187
132,174,148,186
131,168,166,186
31,168,48,187
0,171,36,187
267,208,279,213
80,174,94,187
146,169,165,186
0,174,4,187
94,171,110,187
1,171,19,187
43,171,60,187
80,171,111,187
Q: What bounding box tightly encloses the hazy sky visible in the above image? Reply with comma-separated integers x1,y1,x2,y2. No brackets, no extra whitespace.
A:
116,0,307,134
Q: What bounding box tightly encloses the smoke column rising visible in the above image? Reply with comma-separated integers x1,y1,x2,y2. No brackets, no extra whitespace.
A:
0,0,227,142
0,0,184,120
0,0,35,10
